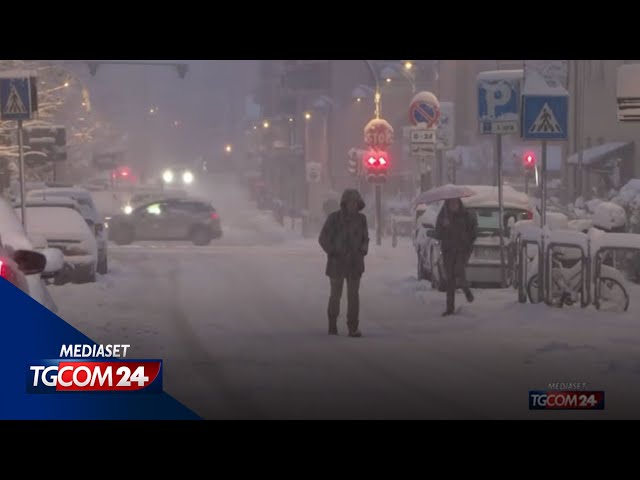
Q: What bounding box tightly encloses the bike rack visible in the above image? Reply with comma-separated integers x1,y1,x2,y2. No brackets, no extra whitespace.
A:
592,245,637,310
515,234,542,304
543,241,590,308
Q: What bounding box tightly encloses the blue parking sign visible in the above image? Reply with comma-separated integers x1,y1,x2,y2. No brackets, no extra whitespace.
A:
477,71,523,135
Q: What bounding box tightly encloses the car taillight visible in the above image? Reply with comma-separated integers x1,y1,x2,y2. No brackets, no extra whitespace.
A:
0,259,15,284
210,212,219,220
525,211,533,220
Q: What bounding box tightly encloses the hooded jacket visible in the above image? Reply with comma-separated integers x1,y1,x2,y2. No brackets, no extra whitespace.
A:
435,199,478,255
318,189,369,277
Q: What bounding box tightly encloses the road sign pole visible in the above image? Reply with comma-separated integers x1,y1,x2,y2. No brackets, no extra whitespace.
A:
538,139,548,305
541,140,547,228
524,173,529,195
496,133,506,288
17,120,26,228
375,184,382,246
435,149,443,187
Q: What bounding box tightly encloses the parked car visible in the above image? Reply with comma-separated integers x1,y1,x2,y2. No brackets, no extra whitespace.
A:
26,187,108,274
108,197,223,246
416,185,533,288
0,198,62,312
16,206,98,284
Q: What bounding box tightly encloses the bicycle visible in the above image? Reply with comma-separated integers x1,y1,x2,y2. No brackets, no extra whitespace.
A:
526,251,630,312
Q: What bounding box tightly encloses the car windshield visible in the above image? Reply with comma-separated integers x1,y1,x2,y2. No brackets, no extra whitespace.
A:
470,207,530,233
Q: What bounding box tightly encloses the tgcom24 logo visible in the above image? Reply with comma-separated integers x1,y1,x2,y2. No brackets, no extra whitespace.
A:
26,344,163,393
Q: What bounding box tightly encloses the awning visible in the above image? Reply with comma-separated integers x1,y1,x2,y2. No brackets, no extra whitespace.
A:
567,142,634,166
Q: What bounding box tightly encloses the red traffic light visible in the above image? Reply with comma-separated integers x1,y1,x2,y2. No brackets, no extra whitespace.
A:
363,150,389,169
523,151,536,167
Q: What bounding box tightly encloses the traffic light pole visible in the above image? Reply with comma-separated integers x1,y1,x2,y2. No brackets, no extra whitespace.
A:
496,134,506,288
17,120,26,228
375,184,382,246
539,140,548,303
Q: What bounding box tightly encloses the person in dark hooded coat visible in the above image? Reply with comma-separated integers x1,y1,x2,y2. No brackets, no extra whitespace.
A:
318,189,369,337
434,198,478,316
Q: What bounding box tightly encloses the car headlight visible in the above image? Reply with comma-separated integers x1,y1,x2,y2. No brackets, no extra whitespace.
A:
182,170,194,185
163,169,174,184
123,205,133,215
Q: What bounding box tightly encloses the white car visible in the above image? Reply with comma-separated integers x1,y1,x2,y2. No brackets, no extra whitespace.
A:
0,198,63,313
16,206,98,284
416,185,533,288
26,186,108,274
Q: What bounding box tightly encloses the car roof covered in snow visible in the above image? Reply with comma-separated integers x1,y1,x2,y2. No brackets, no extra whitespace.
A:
15,206,92,238
23,197,79,208
0,197,33,251
28,187,92,198
462,185,530,209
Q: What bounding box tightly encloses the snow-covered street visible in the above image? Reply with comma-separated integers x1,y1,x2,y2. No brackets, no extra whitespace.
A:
49,175,640,419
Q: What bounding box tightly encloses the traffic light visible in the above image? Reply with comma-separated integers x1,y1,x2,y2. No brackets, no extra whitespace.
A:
22,125,67,162
523,151,536,169
364,149,389,183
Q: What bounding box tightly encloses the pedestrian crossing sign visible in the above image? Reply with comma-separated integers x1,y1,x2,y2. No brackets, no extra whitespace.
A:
521,94,568,141
0,76,34,121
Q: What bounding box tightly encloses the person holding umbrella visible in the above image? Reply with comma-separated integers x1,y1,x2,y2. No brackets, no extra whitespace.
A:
421,186,478,316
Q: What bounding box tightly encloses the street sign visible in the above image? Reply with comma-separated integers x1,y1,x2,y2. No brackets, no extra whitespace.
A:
521,95,569,141
364,118,394,149
436,101,455,150
409,91,440,127
410,126,436,158
477,70,523,135
409,128,436,145
411,144,436,158
0,76,34,121
306,162,321,183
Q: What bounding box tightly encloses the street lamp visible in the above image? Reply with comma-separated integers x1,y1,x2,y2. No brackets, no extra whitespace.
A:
263,121,270,129
304,112,311,120
404,61,413,71
225,144,232,153
380,64,416,93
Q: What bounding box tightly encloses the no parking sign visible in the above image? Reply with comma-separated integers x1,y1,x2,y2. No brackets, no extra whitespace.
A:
409,91,440,128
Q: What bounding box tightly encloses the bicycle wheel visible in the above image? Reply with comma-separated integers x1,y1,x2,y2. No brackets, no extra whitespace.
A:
595,277,630,312
527,274,564,306
527,275,542,304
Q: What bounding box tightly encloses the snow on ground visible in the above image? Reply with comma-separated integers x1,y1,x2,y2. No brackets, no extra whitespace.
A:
48,175,640,419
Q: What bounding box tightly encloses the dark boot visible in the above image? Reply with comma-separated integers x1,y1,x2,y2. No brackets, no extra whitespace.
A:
464,288,474,303
328,318,338,335
444,287,455,317
348,329,362,337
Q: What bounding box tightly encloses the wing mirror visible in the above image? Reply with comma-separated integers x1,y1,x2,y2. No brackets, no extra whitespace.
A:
12,249,47,276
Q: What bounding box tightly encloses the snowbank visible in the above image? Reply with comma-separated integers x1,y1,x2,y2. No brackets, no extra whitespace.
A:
589,228,640,253
592,202,627,230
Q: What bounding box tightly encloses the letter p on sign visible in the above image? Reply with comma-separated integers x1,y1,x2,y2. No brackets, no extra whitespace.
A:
485,81,512,118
